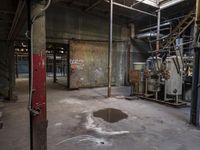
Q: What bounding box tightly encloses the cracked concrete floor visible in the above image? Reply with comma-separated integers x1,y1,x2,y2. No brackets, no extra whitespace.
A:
0,78,200,150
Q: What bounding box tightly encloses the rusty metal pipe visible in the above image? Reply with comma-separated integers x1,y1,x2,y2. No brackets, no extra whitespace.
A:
156,9,161,52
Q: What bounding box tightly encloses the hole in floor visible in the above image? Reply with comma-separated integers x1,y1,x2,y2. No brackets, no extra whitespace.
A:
93,108,128,123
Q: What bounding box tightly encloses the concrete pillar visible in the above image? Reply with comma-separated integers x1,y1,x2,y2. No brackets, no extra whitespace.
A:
30,1,47,149
191,0,200,128
0,41,13,99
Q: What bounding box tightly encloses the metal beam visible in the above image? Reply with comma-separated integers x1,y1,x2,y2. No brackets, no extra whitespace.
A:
108,0,113,97
105,0,157,17
85,0,102,12
0,10,15,15
136,0,158,8
139,22,171,32
160,0,184,10
53,50,57,83
156,9,161,52
8,0,26,41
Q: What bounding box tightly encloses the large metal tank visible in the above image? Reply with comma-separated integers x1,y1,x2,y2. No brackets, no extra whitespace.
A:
165,56,183,96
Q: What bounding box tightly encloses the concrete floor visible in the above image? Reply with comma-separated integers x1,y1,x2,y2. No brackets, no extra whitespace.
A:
0,78,200,150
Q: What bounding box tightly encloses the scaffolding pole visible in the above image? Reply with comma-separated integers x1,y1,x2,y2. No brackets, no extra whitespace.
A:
108,0,113,97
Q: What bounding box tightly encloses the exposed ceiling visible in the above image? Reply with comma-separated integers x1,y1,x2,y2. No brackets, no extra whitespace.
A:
53,0,195,29
0,0,19,40
0,0,195,41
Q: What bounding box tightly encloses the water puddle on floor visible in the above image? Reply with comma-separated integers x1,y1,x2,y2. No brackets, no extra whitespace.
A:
93,108,128,123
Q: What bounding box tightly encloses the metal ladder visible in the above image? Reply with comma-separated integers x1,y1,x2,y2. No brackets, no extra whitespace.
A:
161,11,194,49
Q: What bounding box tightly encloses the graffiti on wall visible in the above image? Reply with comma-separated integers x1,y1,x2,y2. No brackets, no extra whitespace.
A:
70,59,85,72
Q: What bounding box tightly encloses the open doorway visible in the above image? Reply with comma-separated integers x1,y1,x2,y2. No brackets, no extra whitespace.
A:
46,43,69,88
15,42,69,88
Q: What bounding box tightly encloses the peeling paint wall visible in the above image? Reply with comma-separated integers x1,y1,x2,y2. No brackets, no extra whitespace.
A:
45,6,129,88
69,41,128,88
113,42,128,85
46,6,129,43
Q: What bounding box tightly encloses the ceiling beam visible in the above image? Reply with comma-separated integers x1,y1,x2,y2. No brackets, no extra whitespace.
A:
8,0,26,41
84,0,103,12
136,0,159,8
0,10,15,15
160,0,185,10
104,0,157,17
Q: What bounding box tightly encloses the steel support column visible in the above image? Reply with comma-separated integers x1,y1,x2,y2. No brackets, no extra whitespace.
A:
156,9,161,52
190,0,200,128
191,47,200,127
15,53,19,78
108,0,113,97
127,42,131,84
53,50,57,83
30,1,47,149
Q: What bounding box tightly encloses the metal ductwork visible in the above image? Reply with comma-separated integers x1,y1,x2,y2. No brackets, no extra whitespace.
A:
139,22,171,32
136,32,164,39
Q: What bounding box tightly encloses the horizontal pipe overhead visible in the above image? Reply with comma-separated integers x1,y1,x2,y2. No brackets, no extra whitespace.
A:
104,0,157,17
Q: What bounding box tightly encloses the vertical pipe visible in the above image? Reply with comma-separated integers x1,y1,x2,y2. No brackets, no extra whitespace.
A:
26,0,32,148
53,50,56,83
156,9,161,52
108,0,113,97
155,9,161,100
15,53,19,78
67,44,70,89
30,1,47,149
46,54,48,76
127,42,131,85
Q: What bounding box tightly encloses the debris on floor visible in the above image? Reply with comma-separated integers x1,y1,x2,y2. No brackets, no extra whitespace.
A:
125,96,139,101
85,113,130,135
56,135,111,146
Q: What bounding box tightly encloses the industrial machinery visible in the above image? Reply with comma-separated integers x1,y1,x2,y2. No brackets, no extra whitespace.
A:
164,56,183,103
144,57,162,100
130,9,194,107
136,55,187,106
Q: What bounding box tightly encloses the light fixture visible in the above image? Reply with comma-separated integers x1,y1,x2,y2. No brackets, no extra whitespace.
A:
136,0,159,8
